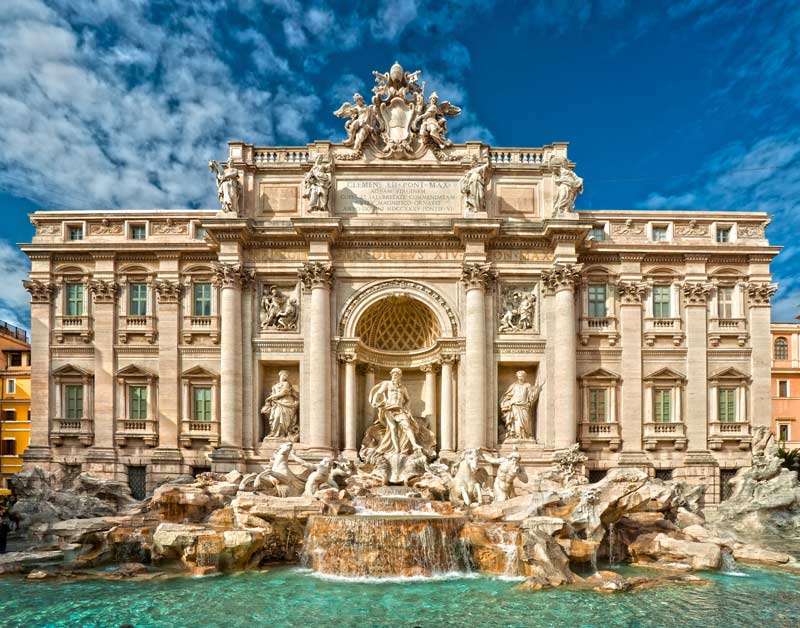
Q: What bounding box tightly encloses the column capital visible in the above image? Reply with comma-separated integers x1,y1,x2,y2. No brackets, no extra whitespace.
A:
460,262,496,290
745,282,778,306
421,362,440,374
541,263,582,293
440,353,460,365
337,352,356,364
155,279,184,303
616,280,649,305
212,262,254,289
23,279,56,303
299,261,334,289
88,279,119,303
682,281,713,305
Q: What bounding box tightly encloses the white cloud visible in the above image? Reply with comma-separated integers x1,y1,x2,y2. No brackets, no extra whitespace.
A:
638,192,698,210
371,0,418,41
0,239,31,329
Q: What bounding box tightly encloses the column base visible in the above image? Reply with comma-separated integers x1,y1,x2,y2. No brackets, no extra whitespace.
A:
210,446,245,472
616,451,652,469
83,447,124,481
150,448,185,482
20,445,53,464
293,444,336,461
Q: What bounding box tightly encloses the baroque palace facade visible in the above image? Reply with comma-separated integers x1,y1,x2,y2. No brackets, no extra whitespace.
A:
20,65,779,502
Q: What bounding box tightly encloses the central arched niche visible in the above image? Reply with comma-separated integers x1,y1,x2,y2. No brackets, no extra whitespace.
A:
355,295,441,353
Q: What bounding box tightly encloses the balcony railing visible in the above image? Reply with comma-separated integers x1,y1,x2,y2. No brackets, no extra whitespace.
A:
182,314,220,344
644,317,684,346
118,314,156,344
708,318,748,347
54,315,92,343
579,421,621,451
579,317,619,345
709,421,751,450
643,421,687,451
50,417,93,447
179,419,220,448
115,418,158,447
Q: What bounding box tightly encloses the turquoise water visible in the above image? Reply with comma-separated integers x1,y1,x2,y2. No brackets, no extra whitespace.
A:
0,566,797,628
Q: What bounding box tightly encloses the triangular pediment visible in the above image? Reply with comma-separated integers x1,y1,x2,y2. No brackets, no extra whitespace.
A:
52,364,93,377
115,364,157,378
579,367,620,381
709,366,749,382
644,367,686,382
181,365,218,379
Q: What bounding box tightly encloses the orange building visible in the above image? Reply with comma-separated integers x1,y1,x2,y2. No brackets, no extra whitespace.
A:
0,320,31,493
772,322,800,450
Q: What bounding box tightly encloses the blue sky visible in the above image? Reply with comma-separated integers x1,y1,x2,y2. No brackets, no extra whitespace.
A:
0,0,798,329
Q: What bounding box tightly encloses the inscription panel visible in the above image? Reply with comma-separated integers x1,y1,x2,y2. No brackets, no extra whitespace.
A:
258,185,298,215
335,179,461,214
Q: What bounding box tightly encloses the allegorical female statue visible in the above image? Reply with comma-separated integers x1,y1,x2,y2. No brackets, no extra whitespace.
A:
360,368,435,458
552,165,584,214
460,156,491,214
208,158,241,216
499,370,542,441
261,370,299,440
302,154,333,212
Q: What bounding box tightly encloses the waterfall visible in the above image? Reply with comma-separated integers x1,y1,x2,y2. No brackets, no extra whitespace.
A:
607,522,619,566
303,515,471,578
720,551,746,577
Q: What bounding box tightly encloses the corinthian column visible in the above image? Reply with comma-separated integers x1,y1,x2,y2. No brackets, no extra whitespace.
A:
460,263,496,450
339,353,357,457
683,282,712,450
300,262,334,452
212,262,252,465
747,282,777,433
617,281,648,452
542,264,581,449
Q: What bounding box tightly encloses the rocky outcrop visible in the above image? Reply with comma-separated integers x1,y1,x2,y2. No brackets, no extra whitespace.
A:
628,532,722,570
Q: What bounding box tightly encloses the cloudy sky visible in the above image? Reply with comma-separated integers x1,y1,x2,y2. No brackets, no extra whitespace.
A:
0,0,798,329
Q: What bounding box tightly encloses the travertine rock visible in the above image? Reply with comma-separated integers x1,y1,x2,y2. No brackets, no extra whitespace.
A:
627,532,722,570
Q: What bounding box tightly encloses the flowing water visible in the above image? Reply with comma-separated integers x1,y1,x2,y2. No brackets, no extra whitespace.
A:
0,565,797,628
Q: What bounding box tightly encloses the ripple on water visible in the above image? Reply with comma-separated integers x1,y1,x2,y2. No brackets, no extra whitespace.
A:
0,565,798,628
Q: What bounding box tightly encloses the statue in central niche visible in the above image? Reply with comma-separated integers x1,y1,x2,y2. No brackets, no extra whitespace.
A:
499,370,542,441
360,367,436,483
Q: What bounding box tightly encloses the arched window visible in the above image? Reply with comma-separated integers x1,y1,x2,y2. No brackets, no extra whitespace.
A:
774,337,789,360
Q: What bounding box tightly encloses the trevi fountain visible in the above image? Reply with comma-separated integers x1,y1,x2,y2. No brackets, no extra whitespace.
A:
3,64,798,627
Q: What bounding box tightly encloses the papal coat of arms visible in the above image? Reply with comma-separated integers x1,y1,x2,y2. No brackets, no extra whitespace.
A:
334,61,461,159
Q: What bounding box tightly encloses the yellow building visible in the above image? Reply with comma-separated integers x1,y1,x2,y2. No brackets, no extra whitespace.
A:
1,320,31,494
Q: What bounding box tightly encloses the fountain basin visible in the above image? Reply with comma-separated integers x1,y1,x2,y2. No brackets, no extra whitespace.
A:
303,514,470,577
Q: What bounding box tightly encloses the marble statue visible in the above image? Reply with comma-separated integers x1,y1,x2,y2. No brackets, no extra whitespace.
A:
499,371,542,441
460,157,491,214
254,442,315,497
482,449,528,502
451,448,485,507
261,370,299,440
552,164,584,214
302,154,333,212
259,285,299,331
498,287,537,332
304,457,338,496
554,443,588,486
209,158,241,216
334,62,461,159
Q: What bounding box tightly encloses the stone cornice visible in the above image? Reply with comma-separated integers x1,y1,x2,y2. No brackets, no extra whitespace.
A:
460,262,496,289
292,218,342,242
452,220,501,243
298,261,334,289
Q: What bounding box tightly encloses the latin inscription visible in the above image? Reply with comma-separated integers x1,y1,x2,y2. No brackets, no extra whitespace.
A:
335,179,461,214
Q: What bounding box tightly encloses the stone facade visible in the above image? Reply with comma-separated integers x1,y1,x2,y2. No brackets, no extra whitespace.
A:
772,322,800,449
19,67,779,504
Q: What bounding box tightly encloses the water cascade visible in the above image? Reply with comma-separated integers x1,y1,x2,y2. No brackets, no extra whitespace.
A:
303,514,471,577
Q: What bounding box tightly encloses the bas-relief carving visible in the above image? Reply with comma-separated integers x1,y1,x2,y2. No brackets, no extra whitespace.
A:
151,219,188,235
738,222,767,238
209,158,242,217
674,220,707,237
612,219,645,237
498,286,537,333
260,370,299,441
88,219,123,236
35,223,61,236
460,157,492,214
499,370,542,442
302,154,333,213
259,284,299,331
334,62,461,160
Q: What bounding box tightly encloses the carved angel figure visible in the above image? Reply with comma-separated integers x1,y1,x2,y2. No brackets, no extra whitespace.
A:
302,154,332,212
460,157,492,214
416,92,461,149
333,93,377,153
553,165,584,214
499,370,542,441
209,158,241,216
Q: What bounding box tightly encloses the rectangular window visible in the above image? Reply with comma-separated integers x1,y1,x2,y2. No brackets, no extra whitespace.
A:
195,226,206,240
653,285,672,318
130,224,147,240
6,379,15,394
778,424,790,442
589,226,605,241
129,385,148,420
2,440,16,456
193,387,212,421
718,388,737,422
8,353,22,367
128,283,148,316
778,380,789,398
193,283,212,317
66,284,84,316
716,228,731,243
652,226,668,242
654,388,672,423
65,385,83,419
68,226,83,241
3,410,15,422
717,286,734,319
588,388,606,422
587,284,607,318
